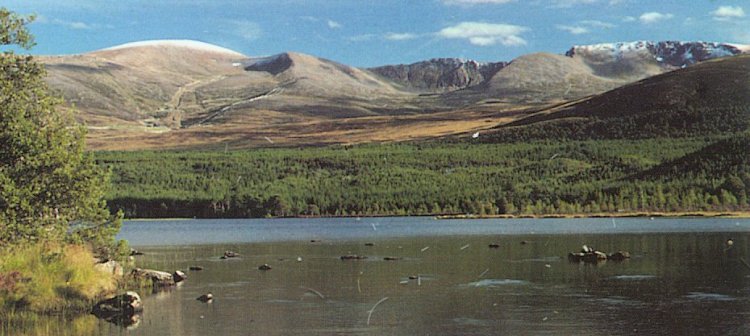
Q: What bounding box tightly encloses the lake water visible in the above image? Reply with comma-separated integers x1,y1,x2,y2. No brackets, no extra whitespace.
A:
10,217,750,335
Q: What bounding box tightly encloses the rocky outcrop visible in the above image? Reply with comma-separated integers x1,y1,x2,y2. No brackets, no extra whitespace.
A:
565,41,747,68
369,58,507,92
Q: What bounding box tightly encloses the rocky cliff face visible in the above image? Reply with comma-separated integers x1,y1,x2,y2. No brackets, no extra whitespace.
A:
369,58,507,93
565,41,748,68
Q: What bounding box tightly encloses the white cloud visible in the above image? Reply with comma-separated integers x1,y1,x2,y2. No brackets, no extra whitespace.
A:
556,19,615,35
622,16,636,22
385,32,418,41
347,34,376,42
35,15,104,30
580,20,615,29
225,20,262,41
556,25,589,35
639,12,674,24
327,19,342,29
550,0,597,8
438,22,528,46
711,6,745,21
442,0,513,4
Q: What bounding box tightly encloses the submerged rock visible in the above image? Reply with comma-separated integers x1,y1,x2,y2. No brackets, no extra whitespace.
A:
189,266,204,271
608,251,631,261
221,251,239,259
340,255,367,260
568,251,607,263
258,264,272,271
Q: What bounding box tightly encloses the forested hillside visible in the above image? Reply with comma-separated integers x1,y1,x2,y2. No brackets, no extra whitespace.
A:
97,134,749,218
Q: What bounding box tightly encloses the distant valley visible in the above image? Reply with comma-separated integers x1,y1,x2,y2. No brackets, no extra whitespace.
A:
38,40,749,150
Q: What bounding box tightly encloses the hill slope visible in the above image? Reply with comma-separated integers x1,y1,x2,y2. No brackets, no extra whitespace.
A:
38,40,750,149
488,54,750,140
41,40,247,127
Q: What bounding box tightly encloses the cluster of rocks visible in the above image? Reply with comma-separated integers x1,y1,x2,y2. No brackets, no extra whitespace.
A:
568,245,631,263
91,291,143,328
91,250,195,329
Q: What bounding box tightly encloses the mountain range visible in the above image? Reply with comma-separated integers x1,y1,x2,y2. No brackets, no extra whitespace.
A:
37,39,749,150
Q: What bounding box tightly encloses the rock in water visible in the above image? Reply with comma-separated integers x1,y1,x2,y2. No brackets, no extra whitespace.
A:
340,255,367,260
131,268,175,287
258,264,272,271
197,292,213,303
608,251,631,261
92,291,143,327
173,270,187,282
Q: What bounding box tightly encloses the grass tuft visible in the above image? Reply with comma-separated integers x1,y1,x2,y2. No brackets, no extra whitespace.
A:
0,243,117,315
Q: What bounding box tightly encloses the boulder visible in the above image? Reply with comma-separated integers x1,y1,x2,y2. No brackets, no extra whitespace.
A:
94,260,124,277
568,251,607,263
608,251,631,261
221,251,239,259
197,292,213,303
258,264,272,271
173,270,187,282
131,268,175,287
92,291,143,327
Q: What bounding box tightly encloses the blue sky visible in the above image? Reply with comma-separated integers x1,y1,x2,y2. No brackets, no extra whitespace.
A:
4,0,749,67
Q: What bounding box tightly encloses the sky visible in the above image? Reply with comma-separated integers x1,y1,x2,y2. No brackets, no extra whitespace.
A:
4,0,750,67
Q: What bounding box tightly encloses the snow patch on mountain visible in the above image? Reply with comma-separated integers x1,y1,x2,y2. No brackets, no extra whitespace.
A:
101,40,246,57
566,41,749,67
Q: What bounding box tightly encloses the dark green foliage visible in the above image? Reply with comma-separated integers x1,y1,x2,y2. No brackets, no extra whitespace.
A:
97,134,749,218
0,8,121,251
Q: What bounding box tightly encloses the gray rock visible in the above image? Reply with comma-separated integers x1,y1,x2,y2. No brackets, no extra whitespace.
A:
131,268,175,287
92,291,142,327
94,260,124,277
173,270,187,282
608,251,631,261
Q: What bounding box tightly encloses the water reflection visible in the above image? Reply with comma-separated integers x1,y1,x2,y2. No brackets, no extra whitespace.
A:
4,218,749,335
118,230,749,335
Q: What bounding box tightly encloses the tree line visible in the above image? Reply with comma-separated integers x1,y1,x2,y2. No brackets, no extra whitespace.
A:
97,134,750,218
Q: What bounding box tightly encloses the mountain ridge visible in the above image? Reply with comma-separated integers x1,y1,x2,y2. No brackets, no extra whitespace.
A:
34,39,750,149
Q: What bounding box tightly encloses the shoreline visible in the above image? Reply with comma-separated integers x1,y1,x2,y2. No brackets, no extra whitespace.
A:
435,211,750,219
122,211,750,221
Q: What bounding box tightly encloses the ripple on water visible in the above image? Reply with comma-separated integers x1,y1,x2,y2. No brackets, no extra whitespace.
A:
452,317,492,327
587,296,644,306
611,275,657,281
684,292,736,302
464,279,529,287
